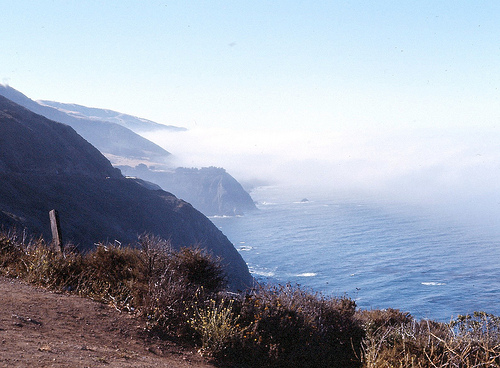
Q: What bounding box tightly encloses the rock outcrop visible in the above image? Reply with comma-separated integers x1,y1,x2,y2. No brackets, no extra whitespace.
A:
119,165,257,216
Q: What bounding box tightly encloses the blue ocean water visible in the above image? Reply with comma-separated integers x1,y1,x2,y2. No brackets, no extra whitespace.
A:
212,187,500,322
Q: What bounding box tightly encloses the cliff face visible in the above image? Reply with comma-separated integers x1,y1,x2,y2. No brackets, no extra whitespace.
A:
0,95,252,290
119,165,257,216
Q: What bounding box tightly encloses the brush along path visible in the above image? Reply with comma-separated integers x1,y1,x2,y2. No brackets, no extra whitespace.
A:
0,276,214,368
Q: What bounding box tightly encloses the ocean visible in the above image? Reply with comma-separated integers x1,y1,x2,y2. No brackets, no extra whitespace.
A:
211,186,500,322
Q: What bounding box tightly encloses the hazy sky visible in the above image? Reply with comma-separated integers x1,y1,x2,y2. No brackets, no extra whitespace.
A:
3,1,500,132
3,1,500,220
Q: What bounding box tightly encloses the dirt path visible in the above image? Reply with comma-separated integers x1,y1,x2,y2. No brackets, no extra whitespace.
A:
0,277,214,368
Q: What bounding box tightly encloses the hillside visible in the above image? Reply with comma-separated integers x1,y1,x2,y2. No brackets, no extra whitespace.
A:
38,99,186,133
0,85,257,216
0,85,171,162
0,95,252,290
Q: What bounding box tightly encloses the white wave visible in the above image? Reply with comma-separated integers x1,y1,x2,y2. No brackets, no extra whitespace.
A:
249,266,276,277
421,282,446,286
238,246,254,252
209,215,243,219
260,202,277,206
251,270,275,277
296,272,318,277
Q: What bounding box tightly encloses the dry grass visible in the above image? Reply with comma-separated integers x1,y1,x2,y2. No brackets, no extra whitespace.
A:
358,309,500,368
188,296,240,357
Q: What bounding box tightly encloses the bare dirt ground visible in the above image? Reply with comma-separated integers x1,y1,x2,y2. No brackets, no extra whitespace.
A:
0,276,215,368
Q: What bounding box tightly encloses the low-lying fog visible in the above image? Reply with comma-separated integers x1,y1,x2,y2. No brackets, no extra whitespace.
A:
143,125,500,235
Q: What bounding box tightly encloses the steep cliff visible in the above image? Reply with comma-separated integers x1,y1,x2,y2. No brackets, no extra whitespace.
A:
0,95,252,290
119,165,257,216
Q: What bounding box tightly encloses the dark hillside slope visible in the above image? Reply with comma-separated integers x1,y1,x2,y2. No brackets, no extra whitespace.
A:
0,85,170,162
0,86,257,217
0,96,252,290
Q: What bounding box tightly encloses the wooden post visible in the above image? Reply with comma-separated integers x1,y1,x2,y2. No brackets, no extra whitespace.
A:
49,209,63,252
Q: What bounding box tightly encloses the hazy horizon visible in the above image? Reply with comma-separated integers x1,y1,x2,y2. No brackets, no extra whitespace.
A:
140,124,500,231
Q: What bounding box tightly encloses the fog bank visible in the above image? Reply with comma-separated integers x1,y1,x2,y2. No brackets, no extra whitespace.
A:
143,126,500,232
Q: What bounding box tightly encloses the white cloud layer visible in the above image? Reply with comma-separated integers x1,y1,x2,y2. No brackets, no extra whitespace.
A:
143,126,500,214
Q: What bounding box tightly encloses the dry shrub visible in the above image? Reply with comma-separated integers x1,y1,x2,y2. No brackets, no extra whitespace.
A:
445,311,500,367
222,284,364,368
358,308,413,337
8,229,500,368
359,308,500,368
137,235,226,335
0,230,227,335
189,297,240,356
0,230,26,275
359,311,448,368
173,247,226,291
76,243,148,310
0,230,84,289
23,242,83,289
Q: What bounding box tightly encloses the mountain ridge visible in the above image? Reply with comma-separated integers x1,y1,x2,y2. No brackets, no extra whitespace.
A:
0,85,171,162
38,99,186,133
0,85,257,217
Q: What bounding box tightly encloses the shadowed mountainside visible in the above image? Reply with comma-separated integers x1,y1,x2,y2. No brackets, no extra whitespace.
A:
0,85,171,162
0,85,257,216
0,95,252,290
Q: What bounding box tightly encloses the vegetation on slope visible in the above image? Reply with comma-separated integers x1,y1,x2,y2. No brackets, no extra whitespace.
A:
1,229,499,368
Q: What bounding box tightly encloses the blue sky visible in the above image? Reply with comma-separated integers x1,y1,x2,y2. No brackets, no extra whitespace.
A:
3,1,500,131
